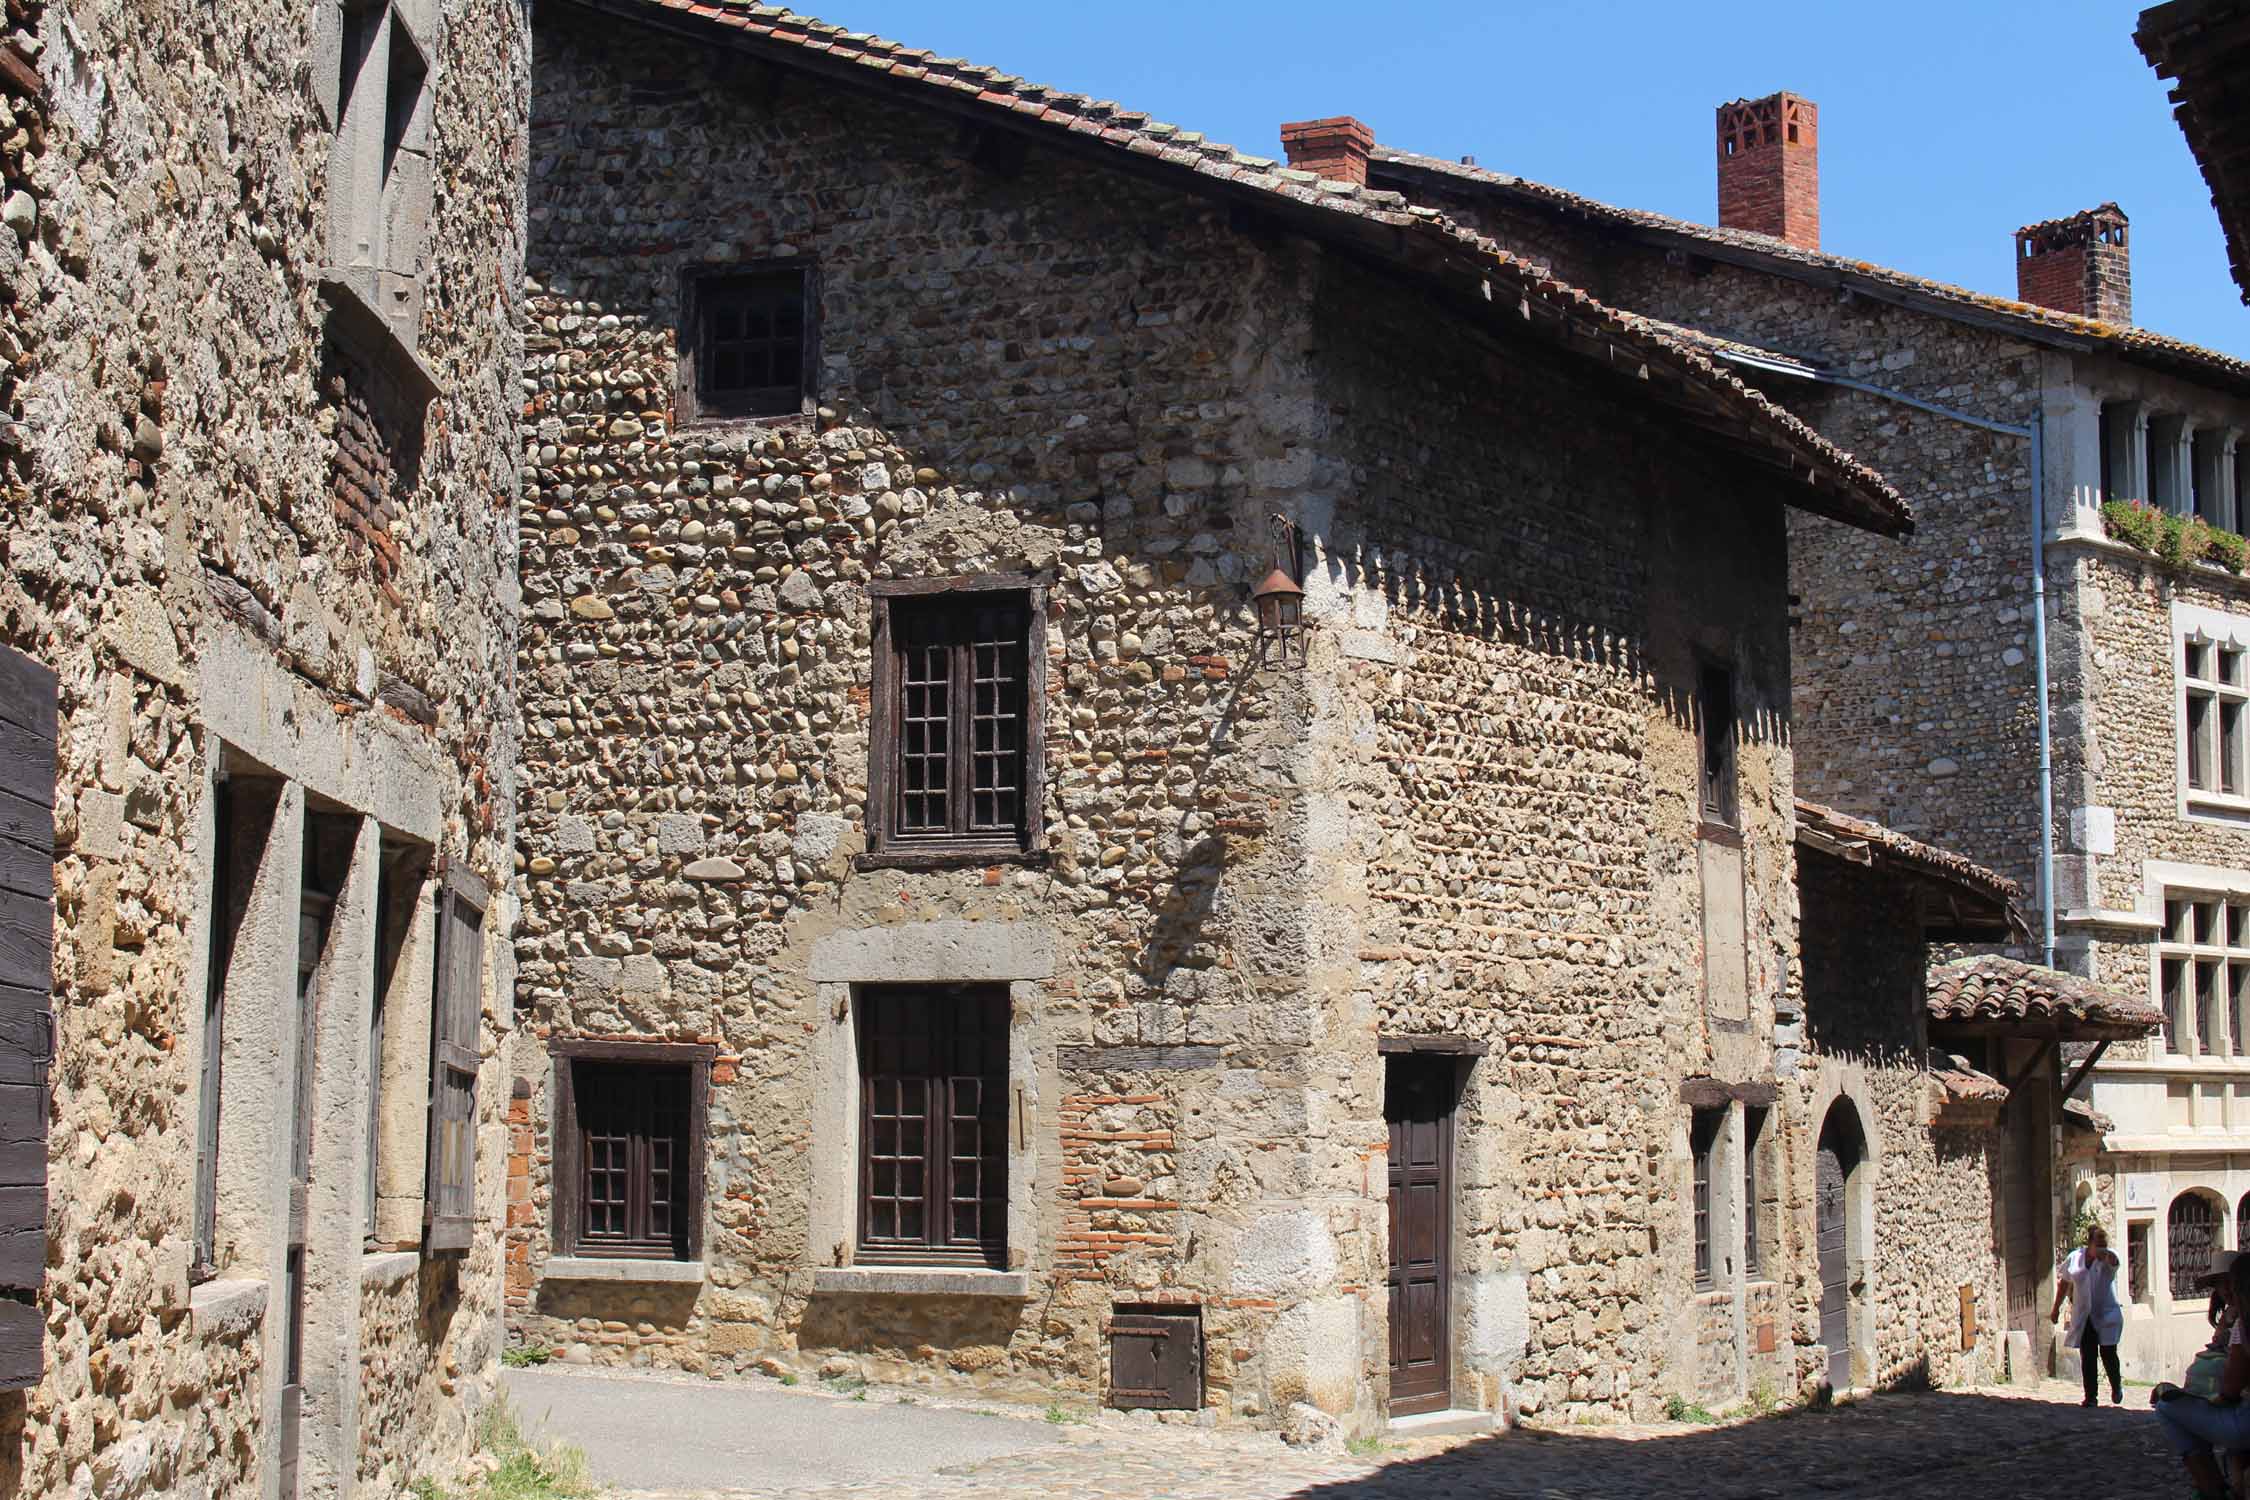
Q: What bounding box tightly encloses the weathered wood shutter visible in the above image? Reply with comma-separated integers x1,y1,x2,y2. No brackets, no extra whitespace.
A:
422,861,486,1254
0,644,55,1388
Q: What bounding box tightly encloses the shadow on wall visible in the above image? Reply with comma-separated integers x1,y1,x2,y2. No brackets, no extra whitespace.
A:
1326,545,1795,756
1292,1387,2168,1499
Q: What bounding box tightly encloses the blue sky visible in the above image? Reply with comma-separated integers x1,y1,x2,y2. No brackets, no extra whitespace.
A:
826,0,2250,359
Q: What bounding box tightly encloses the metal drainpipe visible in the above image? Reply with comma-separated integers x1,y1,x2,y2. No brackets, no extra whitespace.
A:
1715,351,2056,965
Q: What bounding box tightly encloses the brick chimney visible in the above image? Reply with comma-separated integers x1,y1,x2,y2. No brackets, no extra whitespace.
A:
1280,116,1375,187
2014,205,2132,325
1717,92,1819,249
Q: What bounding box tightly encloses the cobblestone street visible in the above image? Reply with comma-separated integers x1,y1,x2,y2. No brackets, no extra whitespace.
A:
511,1368,2180,1500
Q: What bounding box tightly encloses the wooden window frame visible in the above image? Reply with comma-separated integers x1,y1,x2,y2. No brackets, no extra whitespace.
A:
1696,658,1740,831
1742,1105,1766,1280
863,576,1047,869
677,262,818,425
856,986,1009,1269
551,1039,713,1263
1690,1108,1721,1292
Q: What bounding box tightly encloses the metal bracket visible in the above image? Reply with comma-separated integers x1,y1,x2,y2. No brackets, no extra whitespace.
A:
31,1010,54,1069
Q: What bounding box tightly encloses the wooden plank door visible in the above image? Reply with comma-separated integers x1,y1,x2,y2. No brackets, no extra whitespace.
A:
2001,1059,2050,1362
1816,1142,1849,1390
1386,1055,1453,1417
0,644,55,1389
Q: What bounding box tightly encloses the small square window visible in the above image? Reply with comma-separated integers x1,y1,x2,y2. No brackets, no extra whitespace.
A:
555,1046,710,1261
684,266,814,422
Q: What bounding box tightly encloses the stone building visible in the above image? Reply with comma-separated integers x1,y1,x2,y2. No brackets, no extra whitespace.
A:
0,0,528,1494
507,0,1922,1433
1329,86,2250,1383
1791,800,2049,1391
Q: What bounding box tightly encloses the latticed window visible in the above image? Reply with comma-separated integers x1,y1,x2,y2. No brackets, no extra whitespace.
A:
1690,1110,1721,1291
681,265,812,421
2185,638,2249,801
553,1044,710,1263
859,987,1008,1266
869,581,1045,860
1742,1107,1766,1279
2171,1193,2220,1299
2129,1221,2151,1302
2158,892,2250,1056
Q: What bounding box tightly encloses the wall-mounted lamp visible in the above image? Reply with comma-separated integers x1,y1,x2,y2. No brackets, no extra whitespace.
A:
1251,513,1307,669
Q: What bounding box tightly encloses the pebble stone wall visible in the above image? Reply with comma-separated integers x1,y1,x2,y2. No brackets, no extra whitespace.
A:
0,0,529,1494
513,6,1831,1429
515,5,1327,1421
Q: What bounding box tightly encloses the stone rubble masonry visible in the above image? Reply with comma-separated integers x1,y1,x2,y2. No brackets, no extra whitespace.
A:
511,4,1814,1432
1371,108,2250,1390
0,0,530,1495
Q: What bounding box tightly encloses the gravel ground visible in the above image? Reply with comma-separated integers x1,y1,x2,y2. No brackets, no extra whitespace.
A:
503,1367,2183,1499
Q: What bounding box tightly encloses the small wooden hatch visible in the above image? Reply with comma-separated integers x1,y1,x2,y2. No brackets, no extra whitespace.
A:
1107,1305,1202,1411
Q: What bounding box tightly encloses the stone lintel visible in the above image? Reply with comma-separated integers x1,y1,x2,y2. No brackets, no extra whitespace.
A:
810,1267,1032,1298
542,1257,707,1285
808,920,1055,983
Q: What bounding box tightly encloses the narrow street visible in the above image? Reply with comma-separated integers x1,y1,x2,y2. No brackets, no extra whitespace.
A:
504,1367,2180,1499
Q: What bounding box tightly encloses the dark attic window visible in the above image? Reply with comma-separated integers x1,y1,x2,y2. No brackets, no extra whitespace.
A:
683,265,815,422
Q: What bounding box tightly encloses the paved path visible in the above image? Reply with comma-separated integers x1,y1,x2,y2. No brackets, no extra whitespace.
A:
506,1368,2183,1499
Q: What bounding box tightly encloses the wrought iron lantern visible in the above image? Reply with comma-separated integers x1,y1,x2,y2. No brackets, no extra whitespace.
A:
1251,514,1307,669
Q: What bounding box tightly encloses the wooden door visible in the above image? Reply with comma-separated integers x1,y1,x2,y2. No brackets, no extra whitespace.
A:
1386,1055,1454,1417
0,645,54,1389
1816,1142,1849,1390
2001,1061,2050,1360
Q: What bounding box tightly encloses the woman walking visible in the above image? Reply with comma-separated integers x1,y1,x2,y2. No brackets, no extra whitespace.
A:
2051,1223,2124,1407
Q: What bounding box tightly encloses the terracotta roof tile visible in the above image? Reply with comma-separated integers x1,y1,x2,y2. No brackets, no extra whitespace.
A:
2139,0,2250,305
1927,955,2165,1038
564,0,1914,538
1372,146,2250,397
1795,798,2026,938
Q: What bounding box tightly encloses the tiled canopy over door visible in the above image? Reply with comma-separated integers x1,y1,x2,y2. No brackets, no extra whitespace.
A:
0,644,55,1388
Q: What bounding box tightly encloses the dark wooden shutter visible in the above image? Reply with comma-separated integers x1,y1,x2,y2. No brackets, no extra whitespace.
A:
0,644,55,1388
423,861,486,1254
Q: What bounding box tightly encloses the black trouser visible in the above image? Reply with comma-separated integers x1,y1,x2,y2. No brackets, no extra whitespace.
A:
2079,1323,2122,1402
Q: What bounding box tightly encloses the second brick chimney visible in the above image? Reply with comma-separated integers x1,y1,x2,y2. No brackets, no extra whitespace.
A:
1280,116,1375,187
1717,92,1820,249
2014,205,2132,325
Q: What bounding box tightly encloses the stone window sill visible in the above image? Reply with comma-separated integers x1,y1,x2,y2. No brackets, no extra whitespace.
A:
190,1277,268,1338
2184,794,2250,827
542,1256,706,1285
811,1266,1032,1298
362,1251,420,1291
853,847,1049,874
318,268,444,404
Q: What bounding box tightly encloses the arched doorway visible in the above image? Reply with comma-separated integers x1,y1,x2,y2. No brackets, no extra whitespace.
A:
1816,1102,1868,1390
